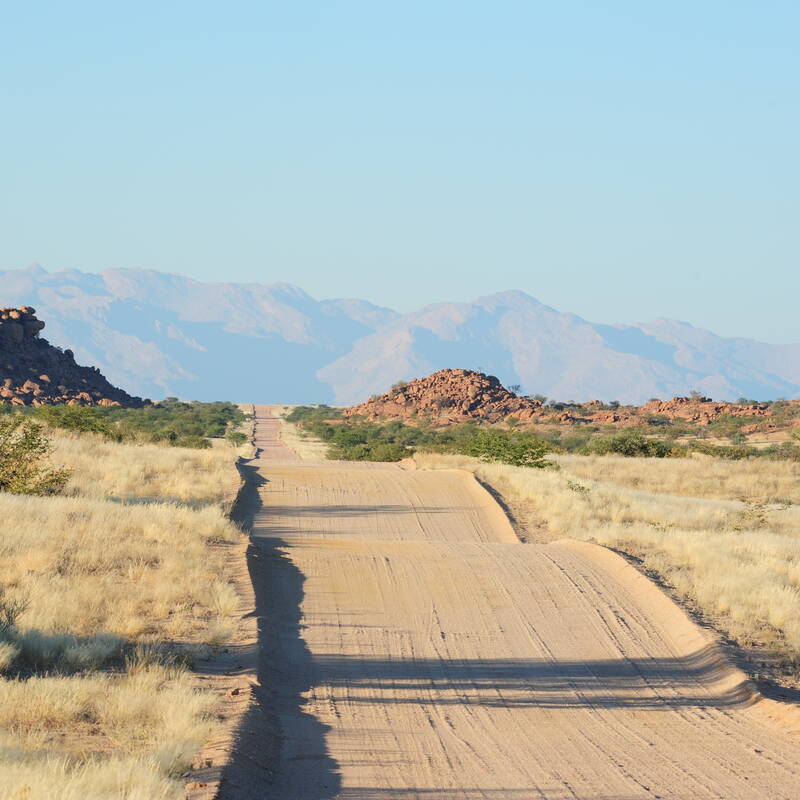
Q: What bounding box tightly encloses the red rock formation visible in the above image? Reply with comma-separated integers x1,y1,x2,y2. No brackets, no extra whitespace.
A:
344,369,545,424
345,370,777,430
640,396,768,425
0,307,145,407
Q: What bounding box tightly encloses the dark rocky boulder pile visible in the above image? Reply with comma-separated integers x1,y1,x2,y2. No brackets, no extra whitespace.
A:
0,306,145,407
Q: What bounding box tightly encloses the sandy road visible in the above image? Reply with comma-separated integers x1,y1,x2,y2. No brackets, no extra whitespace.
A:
221,407,800,799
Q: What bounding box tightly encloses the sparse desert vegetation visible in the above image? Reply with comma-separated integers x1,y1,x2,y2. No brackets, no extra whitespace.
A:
284,406,555,465
285,400,800,464
0,408,247,799
5,398,247,450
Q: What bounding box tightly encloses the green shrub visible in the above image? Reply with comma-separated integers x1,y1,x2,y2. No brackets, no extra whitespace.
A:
369,443,410,461
687,441,756,460
172,435,212,450
461,429,551,468
584,430,673,458
226,431,247,447
285,405,342,424
0,417,70,495
33,405,117,438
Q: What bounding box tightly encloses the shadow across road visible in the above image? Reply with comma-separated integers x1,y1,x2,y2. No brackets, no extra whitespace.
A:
218,460,342,799
290,645,753,710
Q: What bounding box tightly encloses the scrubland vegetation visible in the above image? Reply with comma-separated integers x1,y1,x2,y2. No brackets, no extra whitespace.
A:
285,406,800,463
0,406,248,798
3,398,246,449
284,406,554,466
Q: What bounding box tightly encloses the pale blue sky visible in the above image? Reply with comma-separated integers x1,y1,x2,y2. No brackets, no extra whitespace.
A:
1,2,797,342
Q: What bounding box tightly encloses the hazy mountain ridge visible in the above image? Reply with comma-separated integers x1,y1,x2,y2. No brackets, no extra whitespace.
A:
1,265,798,404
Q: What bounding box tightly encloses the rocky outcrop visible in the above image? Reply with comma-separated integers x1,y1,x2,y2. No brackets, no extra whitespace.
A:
344,369,544,424
345,368,778,429
0,307,145,407
640,396,769,425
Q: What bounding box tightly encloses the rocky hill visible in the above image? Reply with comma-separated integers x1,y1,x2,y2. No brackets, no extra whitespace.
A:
345,369,545,423
0,306,144,407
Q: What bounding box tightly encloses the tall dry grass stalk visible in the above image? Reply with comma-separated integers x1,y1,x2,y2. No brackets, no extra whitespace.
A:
0,431,244,798
415,452,800,653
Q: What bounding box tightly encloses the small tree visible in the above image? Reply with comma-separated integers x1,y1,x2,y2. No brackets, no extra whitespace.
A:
0,417,70,495
464,430,551,468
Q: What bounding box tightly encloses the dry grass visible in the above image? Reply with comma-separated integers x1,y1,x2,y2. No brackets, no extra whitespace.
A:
51,432,242,507
415,452,800,654
0,432,244,798
276,407,329,460
555,453,800,504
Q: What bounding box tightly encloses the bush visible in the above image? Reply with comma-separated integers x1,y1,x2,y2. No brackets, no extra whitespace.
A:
460,430,551,468
584,431,673,458
367,443,410,462
0,417,70,495
226,431,247,447
286,405,342,424
687,442,757,460
291,414,554,466
173,435,212,450
33,405,117,438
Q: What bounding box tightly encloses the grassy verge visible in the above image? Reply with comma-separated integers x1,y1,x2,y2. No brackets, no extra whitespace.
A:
0,424,246,798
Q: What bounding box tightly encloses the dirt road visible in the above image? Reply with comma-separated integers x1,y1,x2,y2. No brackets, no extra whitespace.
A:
221,407,800,799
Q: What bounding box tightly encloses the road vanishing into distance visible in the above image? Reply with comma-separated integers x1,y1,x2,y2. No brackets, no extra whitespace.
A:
221,406,800,799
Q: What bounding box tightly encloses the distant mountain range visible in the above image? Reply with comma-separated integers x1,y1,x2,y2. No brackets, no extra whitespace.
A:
2,264,798,404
